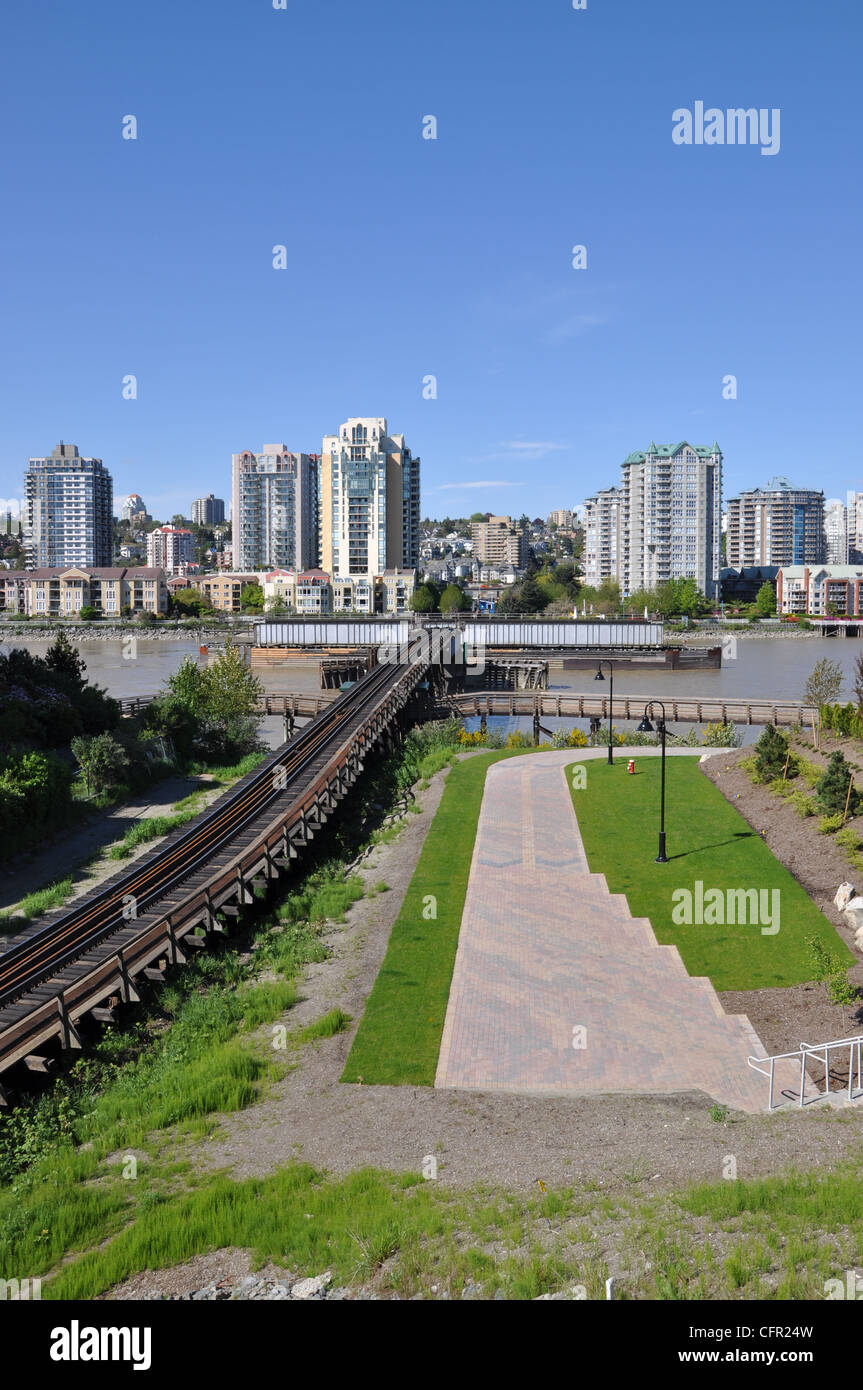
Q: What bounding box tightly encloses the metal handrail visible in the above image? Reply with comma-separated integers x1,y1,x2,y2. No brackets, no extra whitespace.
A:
748,1034,863,1111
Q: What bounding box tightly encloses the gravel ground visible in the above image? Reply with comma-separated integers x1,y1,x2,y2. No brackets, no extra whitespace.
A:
105,1257,506,1301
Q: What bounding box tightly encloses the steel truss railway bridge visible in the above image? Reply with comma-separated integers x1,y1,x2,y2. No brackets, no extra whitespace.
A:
0,662,426,1100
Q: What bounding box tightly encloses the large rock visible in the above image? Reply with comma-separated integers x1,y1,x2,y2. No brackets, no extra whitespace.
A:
844,896,863,923
855,925,863,954
291,1272,332,1300
835,883,857,912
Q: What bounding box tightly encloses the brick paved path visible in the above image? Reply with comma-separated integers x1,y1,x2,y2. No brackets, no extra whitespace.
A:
435,750,798,1113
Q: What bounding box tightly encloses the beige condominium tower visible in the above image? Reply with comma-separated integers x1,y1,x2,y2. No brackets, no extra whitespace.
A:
319,417,420,581
725,480,825,568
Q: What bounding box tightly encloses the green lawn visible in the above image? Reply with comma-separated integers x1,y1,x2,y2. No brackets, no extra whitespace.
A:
342,750,534,1086
572,758,851,991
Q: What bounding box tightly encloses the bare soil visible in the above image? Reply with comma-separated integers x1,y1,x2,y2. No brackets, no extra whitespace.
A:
703,747,863,1069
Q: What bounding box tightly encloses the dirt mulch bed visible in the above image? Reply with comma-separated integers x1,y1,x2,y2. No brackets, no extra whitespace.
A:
703,747,863,1062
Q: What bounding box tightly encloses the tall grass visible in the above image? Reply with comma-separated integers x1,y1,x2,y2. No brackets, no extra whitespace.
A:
0,877,75,928
108,810,196,860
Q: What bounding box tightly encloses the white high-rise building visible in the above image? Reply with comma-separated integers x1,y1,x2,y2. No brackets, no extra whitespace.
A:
824,499,849,565
319,418,420,582
146,525,195,575
231,446,318,572
25,442,114,569
583,487,623,588
121,493,147,522
620,442,722,599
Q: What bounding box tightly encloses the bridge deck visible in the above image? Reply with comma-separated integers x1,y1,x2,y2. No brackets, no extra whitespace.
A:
444,692,816,726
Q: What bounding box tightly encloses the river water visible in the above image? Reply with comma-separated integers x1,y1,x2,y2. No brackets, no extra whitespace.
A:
5,634,861,747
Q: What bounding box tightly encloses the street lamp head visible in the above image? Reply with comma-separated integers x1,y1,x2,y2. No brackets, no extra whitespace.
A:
637,714,654,733
594,666,604,682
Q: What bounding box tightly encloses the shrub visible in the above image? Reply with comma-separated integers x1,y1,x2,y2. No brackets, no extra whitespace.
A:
702,721,743,748
553,727,589,749
822,702,863,741
0,751,73,858
835,827,862,854
71,732,129,796
797,758,821,788
818,813,845,835
787,789,817,817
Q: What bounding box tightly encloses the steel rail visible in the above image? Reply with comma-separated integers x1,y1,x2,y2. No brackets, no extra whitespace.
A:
0,663,405,1008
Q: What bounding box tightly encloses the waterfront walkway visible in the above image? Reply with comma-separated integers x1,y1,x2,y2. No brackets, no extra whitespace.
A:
435,750,787,1113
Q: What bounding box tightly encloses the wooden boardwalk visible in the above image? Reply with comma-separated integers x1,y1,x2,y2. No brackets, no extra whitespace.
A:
120,688,816,727
445,692,817,727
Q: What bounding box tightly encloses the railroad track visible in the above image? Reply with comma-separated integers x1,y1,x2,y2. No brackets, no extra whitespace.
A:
0,662,423,1086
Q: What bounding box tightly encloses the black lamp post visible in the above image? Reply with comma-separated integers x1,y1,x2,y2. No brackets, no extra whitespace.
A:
636,700,669,863
594,660,616,765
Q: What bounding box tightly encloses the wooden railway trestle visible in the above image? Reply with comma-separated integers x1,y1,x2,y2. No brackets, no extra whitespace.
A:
0,663,426,1101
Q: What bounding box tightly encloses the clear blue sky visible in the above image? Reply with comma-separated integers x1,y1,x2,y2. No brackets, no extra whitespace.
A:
0,0,860,521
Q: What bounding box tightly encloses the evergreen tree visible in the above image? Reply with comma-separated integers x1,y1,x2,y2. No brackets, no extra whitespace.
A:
753,724,790,782
816,749,858,815
44,630,86,689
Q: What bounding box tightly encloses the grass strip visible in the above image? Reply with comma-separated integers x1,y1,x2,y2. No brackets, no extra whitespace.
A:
341,750,533,1085
107,811,197,860
573,758,851,990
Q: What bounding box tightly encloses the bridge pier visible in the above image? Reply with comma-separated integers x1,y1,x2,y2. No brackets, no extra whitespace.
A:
115,954,140,1004
57,997,82,1051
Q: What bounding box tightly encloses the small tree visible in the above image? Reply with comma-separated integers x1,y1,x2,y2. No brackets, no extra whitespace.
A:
171,587,206,618
71,732,129,795
816,749,857,816
439,584,471,613
240,582,264,612
754,581,776,617
807,934,857,1029
410,585,436,613
44,630,86,689
753,724,790,781
805,658,844,711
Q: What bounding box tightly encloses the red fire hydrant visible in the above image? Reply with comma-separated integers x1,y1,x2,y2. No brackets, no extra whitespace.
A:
627,759,635,775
